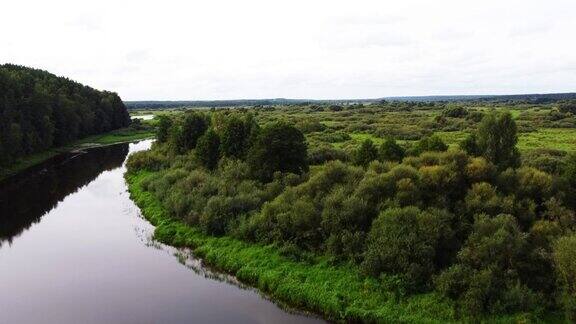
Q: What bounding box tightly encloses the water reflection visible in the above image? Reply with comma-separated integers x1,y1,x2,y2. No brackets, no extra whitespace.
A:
0,140,323,324
0,144,129,245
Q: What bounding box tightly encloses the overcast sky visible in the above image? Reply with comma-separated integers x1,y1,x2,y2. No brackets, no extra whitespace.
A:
1,0,575,100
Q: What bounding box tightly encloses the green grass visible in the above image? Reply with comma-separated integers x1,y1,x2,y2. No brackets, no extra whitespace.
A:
435,131,468,148
76,128,154,146
0,127,155,181
518,128,576,152
125,170,560,323
436,128,576,153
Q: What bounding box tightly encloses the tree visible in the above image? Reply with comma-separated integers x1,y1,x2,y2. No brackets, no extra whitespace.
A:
362,207,454,291
176,113,207,153
558,101,576,114
355,139,378,166
0,64,130,168
435,214,538,316
417,134,448,153
247,122,308,181
475,111,520,170
553,234,576,321
156,115,172,143
220,116,249,158
379,137,405,162
564,153,576,209
195,129,221,170
460,134,481,156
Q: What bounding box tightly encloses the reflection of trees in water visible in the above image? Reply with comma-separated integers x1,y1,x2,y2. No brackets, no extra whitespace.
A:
0,144,129,245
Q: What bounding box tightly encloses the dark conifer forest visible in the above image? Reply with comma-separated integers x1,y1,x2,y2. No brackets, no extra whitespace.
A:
0,64,130,167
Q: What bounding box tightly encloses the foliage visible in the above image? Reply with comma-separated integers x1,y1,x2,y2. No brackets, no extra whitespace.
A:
156,115,172,143
0,64,129,167
195,129,220,170
219,115,252,158
362,207,454,291
124,104,576,321
379,137,405,162
354,139,378,166
553,234,576,322
247,122,308,181
475,111,521,170
415,134,448,154
173,112,208,153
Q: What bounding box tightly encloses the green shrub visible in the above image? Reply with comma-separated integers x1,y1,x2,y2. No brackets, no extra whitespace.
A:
553,234,576,322
362,206,454,291
126,150,168,172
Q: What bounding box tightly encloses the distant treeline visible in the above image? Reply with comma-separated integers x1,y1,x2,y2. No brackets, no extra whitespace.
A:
0,64,130,166
125,93,576,110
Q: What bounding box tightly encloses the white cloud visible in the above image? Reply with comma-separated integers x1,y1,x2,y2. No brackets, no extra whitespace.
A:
1,0,575,100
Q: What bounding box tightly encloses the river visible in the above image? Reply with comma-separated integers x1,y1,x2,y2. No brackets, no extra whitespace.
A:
0,140,323,324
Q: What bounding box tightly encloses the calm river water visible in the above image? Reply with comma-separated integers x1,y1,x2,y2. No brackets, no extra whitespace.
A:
0,140,323,324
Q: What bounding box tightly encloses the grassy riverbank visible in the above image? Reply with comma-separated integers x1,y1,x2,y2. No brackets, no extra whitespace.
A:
126,170,557,323
0,128,154,181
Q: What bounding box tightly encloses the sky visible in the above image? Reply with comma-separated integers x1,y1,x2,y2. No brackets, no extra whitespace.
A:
1,0,575,101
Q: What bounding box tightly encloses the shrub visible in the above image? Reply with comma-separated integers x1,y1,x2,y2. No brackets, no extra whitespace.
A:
220,115,251,158
379,137,405,162
247,122,308,182
553,234,576,322
126,150,168,172
362,206,454,291
307,145,349,165
354,139,378,166
195,129,220,170
415,134,448,154
435,214,538,316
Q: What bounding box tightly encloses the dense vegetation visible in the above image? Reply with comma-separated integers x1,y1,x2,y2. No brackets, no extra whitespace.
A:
0,64,130,168
127,101,576,322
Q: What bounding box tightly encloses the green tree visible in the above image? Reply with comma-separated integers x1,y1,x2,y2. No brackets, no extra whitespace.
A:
476,111,520,170
156,115,172,143
379,137,405,162
417,134,448,154
247,122,308,181
460,134,481,156
435,214,538,316
553,234,576,321
362,207,454,291
176,113,207,153
564,153,576,209
355,139,378,166
220,116,249,158
195,129,221,170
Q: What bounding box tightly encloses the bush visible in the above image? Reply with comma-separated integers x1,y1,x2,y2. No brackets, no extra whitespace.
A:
362,206,454,291
435,214,539,316
195,129,220,170
379,137,405,162
415,134,448,154
307,145,349,165
553,234,576,322
247,122,308,182
354,139,378,166
126,150,168,172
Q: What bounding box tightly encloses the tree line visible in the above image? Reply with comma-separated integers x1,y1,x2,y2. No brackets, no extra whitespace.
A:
0,64,130,167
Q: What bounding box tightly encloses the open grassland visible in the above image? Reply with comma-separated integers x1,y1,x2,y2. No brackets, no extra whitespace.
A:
518,128,576,152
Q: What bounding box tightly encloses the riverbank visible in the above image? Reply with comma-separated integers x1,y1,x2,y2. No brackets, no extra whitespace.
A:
0,128,154,181
126,170,555,323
